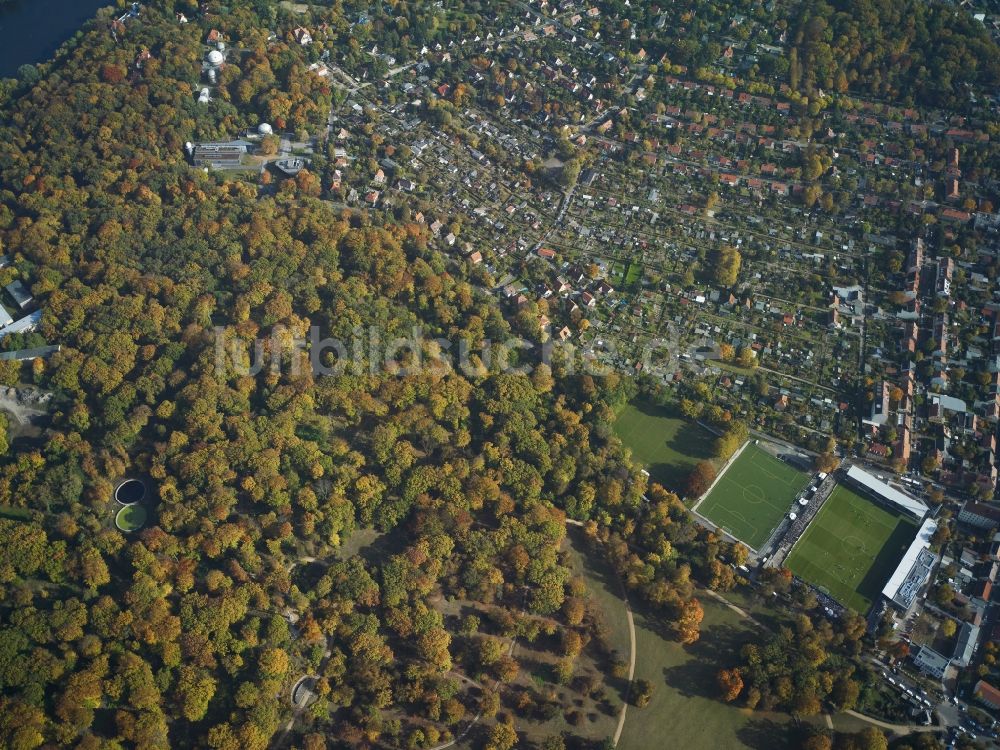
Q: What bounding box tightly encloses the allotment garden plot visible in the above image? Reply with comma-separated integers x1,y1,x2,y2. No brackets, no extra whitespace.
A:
695,443,809,550
785,484,919,613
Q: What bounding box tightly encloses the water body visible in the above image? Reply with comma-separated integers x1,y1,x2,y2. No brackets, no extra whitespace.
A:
0,0,108,78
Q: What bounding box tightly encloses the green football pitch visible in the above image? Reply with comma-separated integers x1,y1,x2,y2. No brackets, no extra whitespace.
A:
695,443,809,550
785,484,919,613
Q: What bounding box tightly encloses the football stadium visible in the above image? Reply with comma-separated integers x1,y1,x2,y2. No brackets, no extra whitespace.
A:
785,466,937,613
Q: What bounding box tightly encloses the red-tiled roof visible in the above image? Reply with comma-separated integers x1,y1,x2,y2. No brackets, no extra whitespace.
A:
975,680,1000,708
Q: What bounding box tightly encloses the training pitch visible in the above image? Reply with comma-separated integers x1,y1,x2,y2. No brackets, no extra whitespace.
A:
695,443,809,550
613,402,716,491
785,484,919,613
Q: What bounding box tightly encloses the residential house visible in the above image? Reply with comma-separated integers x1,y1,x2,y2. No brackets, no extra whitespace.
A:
863,380,891,432
959,502,1000,530
975,680,1000,710
947,178,961,201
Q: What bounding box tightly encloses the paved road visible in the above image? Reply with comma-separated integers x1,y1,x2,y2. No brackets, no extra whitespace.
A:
844,709,940,734
0,388,51,425
863,654,975,735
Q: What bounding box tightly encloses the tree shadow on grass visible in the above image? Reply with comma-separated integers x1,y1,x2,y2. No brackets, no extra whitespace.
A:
736,717,795,750
665,427,716,465
357,527,408,568
566,528,633,704
627,590,757,702
631,400,679,420
647,462,688,493
856,518,920,604
742,607,784,634
618,401,716,491
661,623,758,700
292,561,328,593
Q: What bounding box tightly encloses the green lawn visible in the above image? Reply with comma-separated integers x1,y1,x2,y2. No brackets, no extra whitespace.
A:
618,595,794,750
565,529,633,679
0,505,32,521
115,504,148,532
613,402,716,492
786,484,919,613
609,261,625,284
616,587,892,750
335,527,384,560
695,444,809,550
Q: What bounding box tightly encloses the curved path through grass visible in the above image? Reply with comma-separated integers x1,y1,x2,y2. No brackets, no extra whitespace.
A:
612,600,636,746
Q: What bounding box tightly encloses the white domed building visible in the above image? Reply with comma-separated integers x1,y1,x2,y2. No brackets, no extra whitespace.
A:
258,123,273,136
206,49,225,69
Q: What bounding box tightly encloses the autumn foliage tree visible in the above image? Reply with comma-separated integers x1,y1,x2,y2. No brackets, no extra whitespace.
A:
685,460,717,498
631,678,654,708
0,3,784,746
716,668,744,702
675,598,704,644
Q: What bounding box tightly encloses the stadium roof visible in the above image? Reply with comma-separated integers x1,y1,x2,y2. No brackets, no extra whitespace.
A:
846,465,929,519
882,517,938,607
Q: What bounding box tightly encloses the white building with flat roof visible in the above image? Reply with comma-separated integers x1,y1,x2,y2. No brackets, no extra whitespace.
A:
0,310,42,340
913,646,950,679
954,622,981,667
883,517,938,612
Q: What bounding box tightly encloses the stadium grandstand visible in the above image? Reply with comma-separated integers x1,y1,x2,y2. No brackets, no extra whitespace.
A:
882,517,939,612
844,465,929,520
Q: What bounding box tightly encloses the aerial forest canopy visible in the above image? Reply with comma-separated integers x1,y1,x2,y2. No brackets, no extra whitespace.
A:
0,2,741,748
0,0,991,746
790,0,1000,108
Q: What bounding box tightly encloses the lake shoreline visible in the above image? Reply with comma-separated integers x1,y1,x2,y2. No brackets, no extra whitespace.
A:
0,0,107,78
